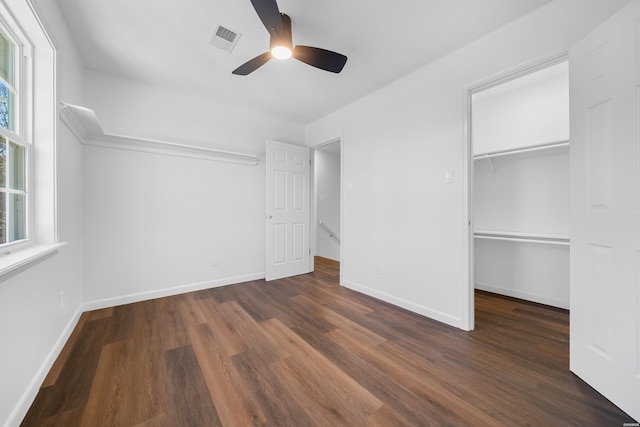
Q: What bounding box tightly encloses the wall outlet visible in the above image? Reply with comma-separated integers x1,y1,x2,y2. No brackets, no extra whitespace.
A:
58,291,64,310
212,256,220,267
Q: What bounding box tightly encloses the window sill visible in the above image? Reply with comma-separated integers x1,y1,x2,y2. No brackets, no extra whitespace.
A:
0,242,68,282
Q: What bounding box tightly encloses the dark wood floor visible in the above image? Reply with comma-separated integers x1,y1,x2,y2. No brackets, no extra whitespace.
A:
22,257,634,426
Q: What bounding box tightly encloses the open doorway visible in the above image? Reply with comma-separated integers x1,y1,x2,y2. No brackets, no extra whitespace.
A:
312,139,341,274
468,58,570,326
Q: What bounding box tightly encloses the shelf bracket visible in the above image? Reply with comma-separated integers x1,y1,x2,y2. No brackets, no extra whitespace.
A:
484,154,495,174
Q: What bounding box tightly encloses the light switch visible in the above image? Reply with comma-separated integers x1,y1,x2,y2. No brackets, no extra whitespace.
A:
445,169,455,183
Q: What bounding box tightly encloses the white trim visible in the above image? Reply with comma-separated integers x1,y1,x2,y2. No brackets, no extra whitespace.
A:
468,51,569,95
0,242,66,282
461,84,474,331
475,281,569,310
309,135,343,275
5,304,83,427
341,279,462,328
311,136,341,151
59,102,260,166
82,272,266,312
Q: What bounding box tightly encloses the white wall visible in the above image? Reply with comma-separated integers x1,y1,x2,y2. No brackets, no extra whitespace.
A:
0,1,85,426
84,70,304,155
82,72,305,306
315,148,340,261
474,148,570,234
305,0,629,329
474,239,570,307
473,62,570,154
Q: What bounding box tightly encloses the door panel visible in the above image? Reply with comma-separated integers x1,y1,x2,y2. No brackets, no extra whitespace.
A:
587,99,613,210
266,140,310,281
570,1,640,419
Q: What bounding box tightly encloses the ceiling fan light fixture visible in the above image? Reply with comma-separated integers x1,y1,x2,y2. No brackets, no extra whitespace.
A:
232,4,347,75
271,45,292,60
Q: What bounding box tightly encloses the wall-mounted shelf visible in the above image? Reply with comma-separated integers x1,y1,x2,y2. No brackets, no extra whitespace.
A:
59,102,260,166
474,230,570,246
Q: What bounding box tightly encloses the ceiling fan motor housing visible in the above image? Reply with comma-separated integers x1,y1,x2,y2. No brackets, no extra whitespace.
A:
269,13,292,53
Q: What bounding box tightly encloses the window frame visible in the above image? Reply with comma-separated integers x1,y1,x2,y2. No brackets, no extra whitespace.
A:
0,14,25,137
0,18,32,251
0,0,62,281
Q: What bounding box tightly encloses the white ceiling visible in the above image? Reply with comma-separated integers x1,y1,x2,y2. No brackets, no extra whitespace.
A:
55,0,553,125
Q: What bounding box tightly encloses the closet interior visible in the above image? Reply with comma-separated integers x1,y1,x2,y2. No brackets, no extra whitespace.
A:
473,61,570,309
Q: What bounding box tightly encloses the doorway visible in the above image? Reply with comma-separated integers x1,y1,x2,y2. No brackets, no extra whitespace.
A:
467,57,570,327
312,139,341,273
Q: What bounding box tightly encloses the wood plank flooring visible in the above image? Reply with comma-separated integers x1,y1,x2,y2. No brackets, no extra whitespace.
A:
22,257,635,426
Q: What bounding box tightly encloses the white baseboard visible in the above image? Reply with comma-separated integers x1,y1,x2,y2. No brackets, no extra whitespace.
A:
341,279,462,329
474,281,569,309
7,272,266,427
83,272,266,311
6,305,83,427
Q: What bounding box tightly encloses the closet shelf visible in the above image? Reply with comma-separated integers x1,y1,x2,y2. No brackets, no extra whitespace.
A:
59,102,260,166
474,230,570,246
473,140,569,161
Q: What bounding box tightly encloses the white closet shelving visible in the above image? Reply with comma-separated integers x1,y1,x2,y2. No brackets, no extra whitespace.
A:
473,139,569,160
472,61,570,309
473,139,570,247
474,230,569,246
474,140,569,174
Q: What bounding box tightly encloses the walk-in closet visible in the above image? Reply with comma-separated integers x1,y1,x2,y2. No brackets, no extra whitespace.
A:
473,61,570,309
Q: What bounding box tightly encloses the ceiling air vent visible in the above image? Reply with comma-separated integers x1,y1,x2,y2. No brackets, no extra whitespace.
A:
210,24,241,53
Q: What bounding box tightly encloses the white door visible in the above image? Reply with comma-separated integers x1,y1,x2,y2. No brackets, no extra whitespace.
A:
265,140,311,281
569,1,640,420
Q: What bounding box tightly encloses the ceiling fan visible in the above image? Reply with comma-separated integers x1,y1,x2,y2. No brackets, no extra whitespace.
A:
232,0,348,75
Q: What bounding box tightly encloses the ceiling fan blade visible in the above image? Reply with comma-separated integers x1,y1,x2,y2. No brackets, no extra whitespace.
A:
250,0,283,37
232,52,272,75
293,46,347,73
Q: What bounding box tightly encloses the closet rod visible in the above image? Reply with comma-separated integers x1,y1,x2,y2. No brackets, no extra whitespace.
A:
474,234,570,246
474,140,569,160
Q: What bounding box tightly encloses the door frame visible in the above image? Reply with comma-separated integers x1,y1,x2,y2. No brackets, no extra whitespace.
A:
463,52,569,331
309,136,343,278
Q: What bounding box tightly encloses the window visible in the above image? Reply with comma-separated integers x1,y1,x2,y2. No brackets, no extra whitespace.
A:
0,135,27,244
0,29,15,132
0,0,60,278
0,26,28,247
